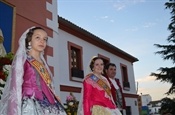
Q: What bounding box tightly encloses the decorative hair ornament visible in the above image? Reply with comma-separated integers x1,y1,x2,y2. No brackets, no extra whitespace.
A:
91,56,98,61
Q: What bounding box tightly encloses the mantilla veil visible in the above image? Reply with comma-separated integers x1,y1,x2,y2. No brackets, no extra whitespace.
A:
77,56,97,115
0,27,53,115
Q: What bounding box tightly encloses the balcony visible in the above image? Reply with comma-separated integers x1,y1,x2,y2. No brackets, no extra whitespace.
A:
71,67,84,82
123,81,130,90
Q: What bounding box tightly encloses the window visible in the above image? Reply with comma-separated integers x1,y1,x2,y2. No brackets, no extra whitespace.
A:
120,63,130,90
68,41,83,82
126,106,132,115
71,47,79,68
98,54,110,65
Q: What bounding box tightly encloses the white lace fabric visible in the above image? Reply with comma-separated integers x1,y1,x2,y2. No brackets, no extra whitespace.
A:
0,27,53,115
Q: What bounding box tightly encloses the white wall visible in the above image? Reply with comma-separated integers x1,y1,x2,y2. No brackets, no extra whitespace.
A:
56,27,139,114
142,94,152,106
125,97,139,115
45,0,61,96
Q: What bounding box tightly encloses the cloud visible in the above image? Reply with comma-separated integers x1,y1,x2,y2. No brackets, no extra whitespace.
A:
137,85,173,100
101,16,108,19
112,0,145,11
113,3,126,11
110,19,115,23
136,76,156,83
124,22,156,32
125,26,138,32
100,16,115,23
143,22,156,28
132,0,145,4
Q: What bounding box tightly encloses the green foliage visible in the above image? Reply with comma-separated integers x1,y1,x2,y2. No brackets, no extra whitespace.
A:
159,97,175,115
64,92,79,115
150,0,175,95
4,52,14,60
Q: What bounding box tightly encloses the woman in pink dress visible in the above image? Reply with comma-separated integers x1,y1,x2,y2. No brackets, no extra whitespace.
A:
0,27,66,115
78,56,121,115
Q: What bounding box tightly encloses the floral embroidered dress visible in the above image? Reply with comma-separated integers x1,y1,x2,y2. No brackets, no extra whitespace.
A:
21,56,66,115
78,73,122,115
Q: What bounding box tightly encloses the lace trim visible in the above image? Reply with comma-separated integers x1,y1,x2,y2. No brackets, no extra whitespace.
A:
85,75,111,99
92,105,111,115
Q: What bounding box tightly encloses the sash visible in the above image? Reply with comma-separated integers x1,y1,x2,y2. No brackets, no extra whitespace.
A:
89,74,111,96
28,59,61,102
29,59,51,85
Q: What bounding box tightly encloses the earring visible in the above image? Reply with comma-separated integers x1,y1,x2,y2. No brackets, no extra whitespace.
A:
28,42,32,50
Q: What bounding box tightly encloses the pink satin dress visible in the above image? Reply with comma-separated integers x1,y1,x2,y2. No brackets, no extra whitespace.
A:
22,60,55,104
21,59,66,115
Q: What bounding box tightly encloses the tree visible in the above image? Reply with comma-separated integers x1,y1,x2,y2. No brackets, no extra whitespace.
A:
150,0,175,95
159,97,175,115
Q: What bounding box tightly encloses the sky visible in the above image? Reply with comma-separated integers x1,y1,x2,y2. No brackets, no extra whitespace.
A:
57,0,174,101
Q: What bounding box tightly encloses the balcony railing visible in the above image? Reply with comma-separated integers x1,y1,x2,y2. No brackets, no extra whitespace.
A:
71,67,84,79
123,81,130,90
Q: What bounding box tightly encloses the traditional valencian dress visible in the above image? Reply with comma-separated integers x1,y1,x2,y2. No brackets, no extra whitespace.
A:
78,73,122,115
106,77,126,112
21,56,66,115
0,27,67,115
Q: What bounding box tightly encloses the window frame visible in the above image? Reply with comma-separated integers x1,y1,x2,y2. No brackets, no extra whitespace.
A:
120,63,130,90
68,41,83,82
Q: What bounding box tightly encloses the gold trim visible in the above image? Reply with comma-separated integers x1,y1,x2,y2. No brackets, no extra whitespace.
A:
30,59,51,85
89,74,111,96
11,6,16,53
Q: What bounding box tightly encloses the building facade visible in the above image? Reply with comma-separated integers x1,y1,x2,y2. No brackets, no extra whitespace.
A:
0,0,139,114
140,94,153,115
57,16,139,115
148,100,161,115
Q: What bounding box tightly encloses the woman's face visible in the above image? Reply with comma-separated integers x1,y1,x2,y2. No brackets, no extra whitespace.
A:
92,59,104,75
30,29,48,52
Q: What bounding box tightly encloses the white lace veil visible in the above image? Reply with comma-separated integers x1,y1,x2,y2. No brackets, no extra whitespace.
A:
0,27,53,115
